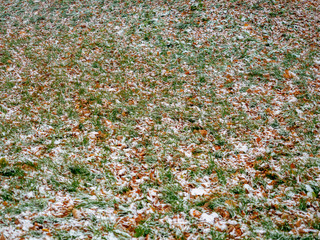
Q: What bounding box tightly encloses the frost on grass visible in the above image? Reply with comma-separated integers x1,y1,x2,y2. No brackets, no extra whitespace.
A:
0,0,320,239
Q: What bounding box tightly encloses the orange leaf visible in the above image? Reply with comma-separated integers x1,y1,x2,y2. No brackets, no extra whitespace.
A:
283,69,294,79
0,233,6,240
256,137,261,144
190,209,202,218
199,129,208,137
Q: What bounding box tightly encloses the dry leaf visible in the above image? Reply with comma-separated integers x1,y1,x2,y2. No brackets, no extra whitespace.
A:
283,69,294,79
256,137,261,144
214,145,221,150
190,209,202,218
6,67,14,72
72,208,81,219
0,233,6,240
225,199,236,207
135,213,145,224
199,129,208,137
295,219,302,227
244,23,253,30
235,226,243,236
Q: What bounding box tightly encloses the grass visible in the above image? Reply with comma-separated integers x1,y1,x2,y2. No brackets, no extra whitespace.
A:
0,0,319,239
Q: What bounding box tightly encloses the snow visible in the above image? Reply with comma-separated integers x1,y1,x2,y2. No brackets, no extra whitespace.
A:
235,143,248,153
25,191,35,198
243,184,254,192
215,221,228,231
190,188,211,196
21,219,33,231
200,212,219,224
305,184,315,198
106,232,118,240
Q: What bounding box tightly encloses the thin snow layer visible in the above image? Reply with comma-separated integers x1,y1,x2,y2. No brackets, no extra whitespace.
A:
190,188,211,196
200,212,219,224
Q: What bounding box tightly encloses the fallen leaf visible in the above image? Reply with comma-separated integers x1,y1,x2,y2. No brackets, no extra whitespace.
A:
283,69,294,79
256,137,261,144
199,129,208,137
190,209,202,218
235,226,243,236
6,66,14,72
295,219,302,228
72,208,81,219
225,200,236,207
0,233,6,240
214,145,221,150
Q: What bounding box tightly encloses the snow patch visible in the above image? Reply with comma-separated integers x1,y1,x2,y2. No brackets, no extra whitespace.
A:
190,188,210,196
235,143,248,152
200,212,219,224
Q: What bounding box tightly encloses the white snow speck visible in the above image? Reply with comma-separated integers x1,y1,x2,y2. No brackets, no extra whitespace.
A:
305,184,315,197
228,220,238,225
88,131,99,139
215,221,228,230
200,212,219,224
21,219,33,231
288,96,298,103
255,229,266,234
25,191,34,198
235,143,248,152
107,232,118,240
244,184,254,192
118,169,126,176
190,188,210,196
305,184,313,192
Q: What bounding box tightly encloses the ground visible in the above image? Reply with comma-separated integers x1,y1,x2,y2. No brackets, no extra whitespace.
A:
0,0,320,239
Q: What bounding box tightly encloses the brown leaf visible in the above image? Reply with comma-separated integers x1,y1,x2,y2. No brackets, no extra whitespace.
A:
295,219,302,228
244,23,253,30
190,209,202,218
256,137,261,144
199,129,208,137
0,233,6,240
235,226,243,236
215,207,231,219
214,145,221,150
72,209,81,219
135,213,145,224
225,200,236,207
283,69,294,79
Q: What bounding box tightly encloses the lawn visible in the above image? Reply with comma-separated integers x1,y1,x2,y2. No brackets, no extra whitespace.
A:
0,0,320,239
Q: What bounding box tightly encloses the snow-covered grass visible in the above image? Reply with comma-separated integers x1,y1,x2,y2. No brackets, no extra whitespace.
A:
0,0,320,239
